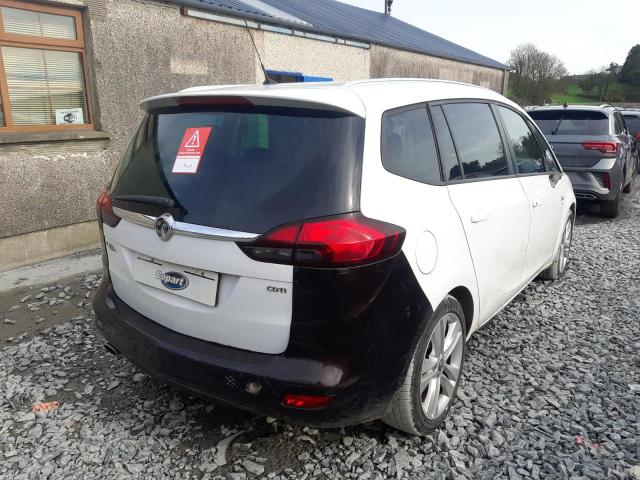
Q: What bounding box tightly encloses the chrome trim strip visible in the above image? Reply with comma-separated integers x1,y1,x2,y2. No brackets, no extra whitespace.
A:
113,207,155,228
113,207,259,242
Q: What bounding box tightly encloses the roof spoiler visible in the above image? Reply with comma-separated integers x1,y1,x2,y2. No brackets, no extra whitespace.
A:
139,89,366,117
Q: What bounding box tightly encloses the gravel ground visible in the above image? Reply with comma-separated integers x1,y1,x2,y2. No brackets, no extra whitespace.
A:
1,188,639,480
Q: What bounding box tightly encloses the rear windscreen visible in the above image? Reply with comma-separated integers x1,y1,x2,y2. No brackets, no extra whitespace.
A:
110,106,364,233
529,110,609,136
623,115,640,136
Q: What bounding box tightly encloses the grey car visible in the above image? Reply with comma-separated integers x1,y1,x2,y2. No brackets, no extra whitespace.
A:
528,105,636,217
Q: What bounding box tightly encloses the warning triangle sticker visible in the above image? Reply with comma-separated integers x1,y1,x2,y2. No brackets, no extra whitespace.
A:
184,130,200,148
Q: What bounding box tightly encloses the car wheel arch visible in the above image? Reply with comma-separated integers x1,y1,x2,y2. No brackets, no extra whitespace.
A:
447,286,474,336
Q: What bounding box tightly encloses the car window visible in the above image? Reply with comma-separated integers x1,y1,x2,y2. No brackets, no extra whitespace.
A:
497,106,545,174
430,106,462,181
111,106,364,233
528,121,560,172
613,113,624,135
623,114,640,136
442,103,510,178
529,110,609,136
381,106,441,184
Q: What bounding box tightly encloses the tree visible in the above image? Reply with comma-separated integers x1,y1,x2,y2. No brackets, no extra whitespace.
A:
579,70,598,96
582,63,621,101
620,45,640,86
508,43,568,105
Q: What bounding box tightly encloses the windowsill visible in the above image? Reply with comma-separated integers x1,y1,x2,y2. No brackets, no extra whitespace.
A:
0,129,110,145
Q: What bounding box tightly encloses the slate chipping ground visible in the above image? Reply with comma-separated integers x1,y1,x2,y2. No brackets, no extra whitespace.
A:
1,189,639,480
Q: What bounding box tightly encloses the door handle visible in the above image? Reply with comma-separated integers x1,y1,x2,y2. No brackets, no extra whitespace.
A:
532,198,543,208
470,209,489,223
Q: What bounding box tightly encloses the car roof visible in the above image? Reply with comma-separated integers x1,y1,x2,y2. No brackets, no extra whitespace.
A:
140,79,519,118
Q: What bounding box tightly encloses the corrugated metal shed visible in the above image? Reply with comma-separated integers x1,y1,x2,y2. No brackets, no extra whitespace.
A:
172,0,508,70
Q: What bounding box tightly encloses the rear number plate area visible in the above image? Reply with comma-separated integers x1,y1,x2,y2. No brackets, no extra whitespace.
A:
133,256,219,307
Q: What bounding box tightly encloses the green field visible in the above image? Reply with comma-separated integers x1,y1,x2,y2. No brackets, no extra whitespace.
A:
550,84,595,105
551,80,640,105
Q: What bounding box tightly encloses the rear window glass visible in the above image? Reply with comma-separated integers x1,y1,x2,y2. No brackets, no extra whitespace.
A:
111,106,364,233
529,110,609,136
623,114,640,135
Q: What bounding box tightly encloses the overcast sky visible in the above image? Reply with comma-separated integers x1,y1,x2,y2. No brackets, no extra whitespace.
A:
338,0,637,74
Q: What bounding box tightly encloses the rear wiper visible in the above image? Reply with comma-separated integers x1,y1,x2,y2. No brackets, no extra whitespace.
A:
113,194,175,208
551,115,565,135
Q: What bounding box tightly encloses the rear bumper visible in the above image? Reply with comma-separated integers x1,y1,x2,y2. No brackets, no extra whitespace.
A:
564,159,623,201
93,254,429,427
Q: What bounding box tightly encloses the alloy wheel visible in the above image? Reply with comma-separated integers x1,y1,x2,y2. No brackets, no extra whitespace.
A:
558,218,572,273
420,312,464,419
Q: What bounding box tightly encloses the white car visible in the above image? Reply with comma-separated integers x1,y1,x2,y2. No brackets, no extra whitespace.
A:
94,79,576,435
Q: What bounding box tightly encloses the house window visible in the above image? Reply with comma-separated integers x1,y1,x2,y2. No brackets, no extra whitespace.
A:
0,1,91,131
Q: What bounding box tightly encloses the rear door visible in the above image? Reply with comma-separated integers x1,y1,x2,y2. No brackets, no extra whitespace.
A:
438,102,531,323
104,104,364,354
495,105,564,279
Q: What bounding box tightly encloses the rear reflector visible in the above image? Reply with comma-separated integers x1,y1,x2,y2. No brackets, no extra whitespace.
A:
96,190,121,228
239,213,405,268
282,394,333,409
581,141,619,155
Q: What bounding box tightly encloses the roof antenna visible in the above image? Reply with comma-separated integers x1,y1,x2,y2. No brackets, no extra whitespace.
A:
563,102,568,109
385,0,393,15
244,20,275,85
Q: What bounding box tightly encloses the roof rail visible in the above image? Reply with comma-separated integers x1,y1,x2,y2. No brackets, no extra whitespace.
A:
600,104,613,109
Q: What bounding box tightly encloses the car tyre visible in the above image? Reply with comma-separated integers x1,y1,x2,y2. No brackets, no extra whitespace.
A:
382,295,466,436
623,172,634,193
601,189,622,218
539,213,573,280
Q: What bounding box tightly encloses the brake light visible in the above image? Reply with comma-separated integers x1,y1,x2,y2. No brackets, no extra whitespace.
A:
96,190,120,228
581,141,619,155
282,394,333,409
603,173,611,190
240,213,405,268
178,96,252,106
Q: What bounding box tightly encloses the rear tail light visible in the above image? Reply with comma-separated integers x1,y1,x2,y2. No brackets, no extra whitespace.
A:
282,394,333,409
96,190,121,228
581,141,619,156
239,213,406,268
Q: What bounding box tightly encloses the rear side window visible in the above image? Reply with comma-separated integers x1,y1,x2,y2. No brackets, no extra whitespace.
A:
431,106,462,181
529,110,609,136
381,107,441,184
111,106,364,233
614,113,624,135
623,114,640,136
497,106,545,174
442,103,510,178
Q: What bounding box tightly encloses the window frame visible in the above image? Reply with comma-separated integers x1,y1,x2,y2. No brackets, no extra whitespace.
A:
379,102,445,186
0,0,93,132
430,99,516,184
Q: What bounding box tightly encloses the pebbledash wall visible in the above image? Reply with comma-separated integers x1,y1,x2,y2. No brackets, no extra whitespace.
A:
0,0,508,271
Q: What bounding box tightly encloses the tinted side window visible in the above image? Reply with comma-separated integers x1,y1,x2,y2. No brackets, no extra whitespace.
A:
497,106,545,174
623,115,640,136
431,106,462,181
528,121,560,172
443,103,509,178
382,107,441,184
613,113,624,135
